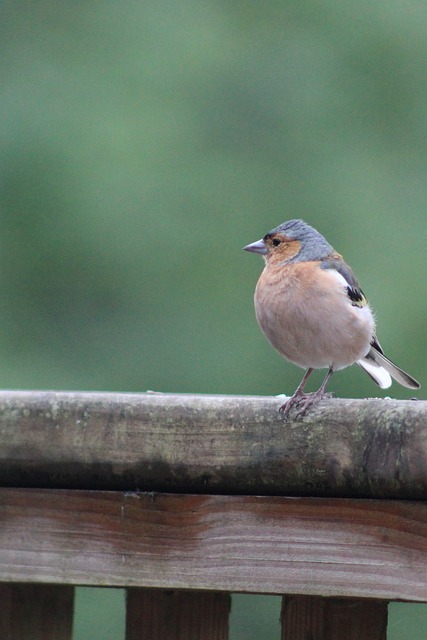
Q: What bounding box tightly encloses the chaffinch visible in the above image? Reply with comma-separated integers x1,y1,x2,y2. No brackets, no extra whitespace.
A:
244,219,420,418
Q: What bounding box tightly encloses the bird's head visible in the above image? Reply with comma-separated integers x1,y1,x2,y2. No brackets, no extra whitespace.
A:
243,219,333,265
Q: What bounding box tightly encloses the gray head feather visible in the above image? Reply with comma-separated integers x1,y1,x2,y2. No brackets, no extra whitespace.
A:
268,219,334,262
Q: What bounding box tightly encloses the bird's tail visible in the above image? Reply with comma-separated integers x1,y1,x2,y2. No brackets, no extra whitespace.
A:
358,346,420,390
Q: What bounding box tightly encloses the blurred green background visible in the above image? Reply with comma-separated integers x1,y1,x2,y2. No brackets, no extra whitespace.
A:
1,1,426,638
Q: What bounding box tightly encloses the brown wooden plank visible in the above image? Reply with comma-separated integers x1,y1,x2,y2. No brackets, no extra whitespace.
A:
0,391,425,499
281,595,388,640
0,489,425,601
126,588,230,639
0,583,74,640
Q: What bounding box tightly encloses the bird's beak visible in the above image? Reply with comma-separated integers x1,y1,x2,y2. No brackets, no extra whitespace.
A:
243,238,267,255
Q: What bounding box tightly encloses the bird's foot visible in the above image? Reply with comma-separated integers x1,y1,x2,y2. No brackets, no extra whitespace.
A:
279,390,334,420
279,392,305,420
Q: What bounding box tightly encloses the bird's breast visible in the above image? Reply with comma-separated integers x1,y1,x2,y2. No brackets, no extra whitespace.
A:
254,262,375,369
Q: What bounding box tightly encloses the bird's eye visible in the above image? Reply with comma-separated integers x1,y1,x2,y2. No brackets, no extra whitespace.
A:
272,238,281,247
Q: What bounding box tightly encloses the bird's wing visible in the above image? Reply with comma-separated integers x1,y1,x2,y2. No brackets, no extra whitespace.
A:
321,256,386,354
320,256,367,308
320,255,420,390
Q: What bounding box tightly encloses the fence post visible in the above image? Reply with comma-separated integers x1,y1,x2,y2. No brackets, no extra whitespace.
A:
281,595,388,640
0,584,74,640
126,588,231,640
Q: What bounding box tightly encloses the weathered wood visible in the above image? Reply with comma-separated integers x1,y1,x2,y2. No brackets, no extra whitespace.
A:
0,489,425,601
281,596,388,639
0,391,425,499
0,583,74,640
126,589,230,639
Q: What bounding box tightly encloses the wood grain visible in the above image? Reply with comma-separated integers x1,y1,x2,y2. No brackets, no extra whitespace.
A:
0,489,425,601
0,391,425,499
281,596,388,640
0,583,74,640
126,589,230,640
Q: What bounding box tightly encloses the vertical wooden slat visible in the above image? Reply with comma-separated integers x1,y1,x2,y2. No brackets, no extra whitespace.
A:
126,588,231,640
0,584,74,640
281,595,388,640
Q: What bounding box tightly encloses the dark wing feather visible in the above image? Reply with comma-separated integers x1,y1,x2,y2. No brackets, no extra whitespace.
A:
320,256,367,308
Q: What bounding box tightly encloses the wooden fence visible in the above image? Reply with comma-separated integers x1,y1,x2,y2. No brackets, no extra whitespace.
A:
0,390,426,639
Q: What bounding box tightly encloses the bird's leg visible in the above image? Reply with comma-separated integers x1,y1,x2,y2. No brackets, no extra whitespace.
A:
292,367,335,418
279,368,314,419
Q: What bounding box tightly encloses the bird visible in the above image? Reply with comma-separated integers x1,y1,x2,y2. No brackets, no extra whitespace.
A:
244,219,420,419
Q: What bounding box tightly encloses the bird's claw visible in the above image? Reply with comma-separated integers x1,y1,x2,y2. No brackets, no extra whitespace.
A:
279,391,334,420
279,393,303,420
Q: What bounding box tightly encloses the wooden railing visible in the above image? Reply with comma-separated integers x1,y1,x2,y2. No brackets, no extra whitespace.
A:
0,391,426,639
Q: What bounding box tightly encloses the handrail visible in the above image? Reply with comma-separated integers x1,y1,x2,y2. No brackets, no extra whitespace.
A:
0,390,425,499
